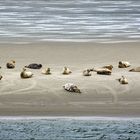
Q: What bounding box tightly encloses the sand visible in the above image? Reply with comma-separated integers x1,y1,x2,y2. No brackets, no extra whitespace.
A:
0,41,140,116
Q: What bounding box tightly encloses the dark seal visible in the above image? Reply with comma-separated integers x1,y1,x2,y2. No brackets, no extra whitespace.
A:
25,63,42,69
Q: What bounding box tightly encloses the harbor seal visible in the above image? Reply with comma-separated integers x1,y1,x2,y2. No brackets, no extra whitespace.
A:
118,61,131,68
102,65,113,70
94,68,112,75
63,83,81,93
6,60,15,69
117,76,128,84
20,68,33,79
83,69,92,76
129,67,140,72
62,67,72,75
0,75,2,80
41,68,51,75
25,63,42,69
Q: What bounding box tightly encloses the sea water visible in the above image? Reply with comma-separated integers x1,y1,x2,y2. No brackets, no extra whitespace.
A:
0,0,140,43
0,117,140,140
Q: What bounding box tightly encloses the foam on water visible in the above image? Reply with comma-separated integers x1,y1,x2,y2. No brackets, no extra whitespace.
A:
0,0,140,43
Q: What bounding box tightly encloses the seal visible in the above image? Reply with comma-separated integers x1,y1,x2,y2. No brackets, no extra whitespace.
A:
41,68,51,75
129,67,140,72
102,65,113,70
6,60,15,69
62,67,72,75
118,61,131,68
0,75,2,80
94,68,112,75
63,83,81,93
117,76,128,84
25,63,42,69
20,68,33,79
83,69,92,76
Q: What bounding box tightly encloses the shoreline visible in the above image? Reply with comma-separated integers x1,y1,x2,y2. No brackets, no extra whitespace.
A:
0,116,140,120
0,38,140,45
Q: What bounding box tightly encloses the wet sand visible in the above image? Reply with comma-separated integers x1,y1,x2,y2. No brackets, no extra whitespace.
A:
0,41,140,116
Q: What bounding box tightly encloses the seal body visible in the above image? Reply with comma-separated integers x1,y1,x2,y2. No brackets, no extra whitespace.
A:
63,83,81,93
102,65,113,70
95,68,112,75
118,76,128,84
0,75,2,80
83,69,92,76
6,60,15,69
20,68,33,79
129,67,140,72
118,61,131,68
25,63,42,69
62,67,72,75
41,68,51,75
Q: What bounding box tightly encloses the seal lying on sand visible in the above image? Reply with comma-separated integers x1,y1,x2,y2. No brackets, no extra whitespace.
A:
129,67,140,72
20,68,33,79
117,76,128,84
6,60,15,69
41,68,51,75
62,67,72,75
63,83,81,93
83,69,92,76
118,61,131,68
94,68,112,75
0,75,2,80
102,65,113,71
25,63,42,69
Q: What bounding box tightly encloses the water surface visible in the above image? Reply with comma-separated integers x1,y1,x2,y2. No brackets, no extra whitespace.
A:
0,0,140,43
0,117,140,140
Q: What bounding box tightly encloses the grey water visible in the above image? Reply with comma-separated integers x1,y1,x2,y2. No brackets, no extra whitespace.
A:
0,0,140,43
0,117,140,140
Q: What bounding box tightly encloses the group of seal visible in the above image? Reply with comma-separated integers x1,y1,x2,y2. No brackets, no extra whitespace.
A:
82,63,129,85
83,65,113,76
1,60,140,93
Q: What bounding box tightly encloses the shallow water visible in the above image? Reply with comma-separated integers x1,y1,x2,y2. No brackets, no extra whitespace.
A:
0,0,140,43
0,117,140,140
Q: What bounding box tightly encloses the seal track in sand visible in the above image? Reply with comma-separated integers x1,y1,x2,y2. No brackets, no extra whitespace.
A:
0,79,37,95
102,85,118,104
13,80,37,94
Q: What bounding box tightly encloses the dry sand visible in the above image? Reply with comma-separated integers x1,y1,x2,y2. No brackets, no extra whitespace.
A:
0,41,140,116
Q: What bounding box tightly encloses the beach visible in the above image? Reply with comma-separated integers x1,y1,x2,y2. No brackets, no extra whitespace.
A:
0,41,140,116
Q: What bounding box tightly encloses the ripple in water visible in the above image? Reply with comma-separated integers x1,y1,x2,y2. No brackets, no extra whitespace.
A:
0,0,140,43
0,118,140,140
